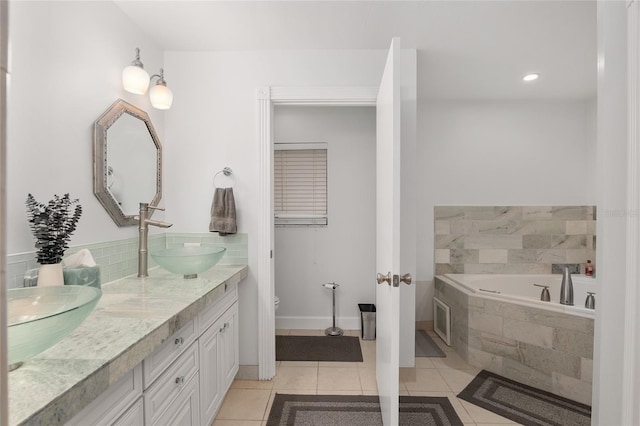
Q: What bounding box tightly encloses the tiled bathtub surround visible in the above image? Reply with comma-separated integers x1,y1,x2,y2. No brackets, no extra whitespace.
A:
7,232,248,289
434,206,596,275
435,276,594,405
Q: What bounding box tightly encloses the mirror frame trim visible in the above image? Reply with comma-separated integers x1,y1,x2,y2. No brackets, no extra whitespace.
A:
93,99,162,226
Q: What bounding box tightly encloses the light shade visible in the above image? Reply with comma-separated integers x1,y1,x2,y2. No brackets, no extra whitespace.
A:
122,65,150,95
523,73,539,82
149,83,173,110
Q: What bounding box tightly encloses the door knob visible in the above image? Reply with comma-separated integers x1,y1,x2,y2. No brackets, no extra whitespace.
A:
377,272,391,285
400,273,412,285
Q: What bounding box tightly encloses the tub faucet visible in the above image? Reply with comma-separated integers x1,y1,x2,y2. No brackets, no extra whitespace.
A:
136,203,173,277
559,266,574,305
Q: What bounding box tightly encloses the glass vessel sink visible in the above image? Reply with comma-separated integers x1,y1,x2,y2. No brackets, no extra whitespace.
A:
150,246,226,279
8,285,102,370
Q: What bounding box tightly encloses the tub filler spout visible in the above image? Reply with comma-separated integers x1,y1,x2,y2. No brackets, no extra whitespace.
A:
559,266,574,305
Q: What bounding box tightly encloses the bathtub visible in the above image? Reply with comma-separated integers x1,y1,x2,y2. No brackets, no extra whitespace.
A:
443,273,597,319
434,273,595,405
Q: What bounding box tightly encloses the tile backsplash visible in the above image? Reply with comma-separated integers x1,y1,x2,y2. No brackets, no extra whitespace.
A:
434,206,596,275
7,232,248,289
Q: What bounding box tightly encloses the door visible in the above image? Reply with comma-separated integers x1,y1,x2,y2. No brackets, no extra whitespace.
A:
376,37,403,426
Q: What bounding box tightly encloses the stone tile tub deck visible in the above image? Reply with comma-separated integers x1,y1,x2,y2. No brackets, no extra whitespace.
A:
435,273,596,405
8,264,248,426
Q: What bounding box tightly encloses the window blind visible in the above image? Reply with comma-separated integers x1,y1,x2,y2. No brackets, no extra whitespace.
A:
274,143,327,225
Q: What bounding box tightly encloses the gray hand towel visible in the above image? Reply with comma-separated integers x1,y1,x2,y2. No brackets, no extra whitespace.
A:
209,187,237,236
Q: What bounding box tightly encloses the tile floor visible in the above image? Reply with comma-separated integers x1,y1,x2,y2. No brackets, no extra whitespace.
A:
212,328,520,426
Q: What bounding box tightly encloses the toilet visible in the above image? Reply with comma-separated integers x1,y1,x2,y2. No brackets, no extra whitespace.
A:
274,296,280,311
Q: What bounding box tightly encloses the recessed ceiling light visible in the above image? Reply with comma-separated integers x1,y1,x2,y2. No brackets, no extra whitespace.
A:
523,73,540,82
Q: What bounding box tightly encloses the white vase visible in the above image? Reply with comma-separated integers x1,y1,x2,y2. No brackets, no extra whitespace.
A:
37,263,64,286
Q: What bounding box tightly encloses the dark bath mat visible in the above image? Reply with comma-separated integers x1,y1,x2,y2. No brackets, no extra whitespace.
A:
276,335,363,362
458,370,591,426
266,393,464,426
415,329,446,357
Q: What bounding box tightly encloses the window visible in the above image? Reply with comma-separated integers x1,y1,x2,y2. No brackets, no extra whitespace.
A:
274,143,327,226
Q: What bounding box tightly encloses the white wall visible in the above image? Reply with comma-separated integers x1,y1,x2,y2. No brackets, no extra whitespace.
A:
163,50,388,366
416,100,597,320
273,106,376,330
7,1,166,254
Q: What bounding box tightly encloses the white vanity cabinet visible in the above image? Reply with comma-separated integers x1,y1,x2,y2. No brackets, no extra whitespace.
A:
66,282,240,426
144,283,238,426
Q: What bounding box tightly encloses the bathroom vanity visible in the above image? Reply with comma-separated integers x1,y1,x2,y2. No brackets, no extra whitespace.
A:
8,264,248,426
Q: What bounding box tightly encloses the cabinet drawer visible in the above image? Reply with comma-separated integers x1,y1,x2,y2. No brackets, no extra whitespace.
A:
144,341,199,425
151,373,200,426
198,283,238,334
67,364,142,426
144,318,198,387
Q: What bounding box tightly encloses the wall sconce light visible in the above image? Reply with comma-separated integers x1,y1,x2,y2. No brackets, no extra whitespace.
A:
122,47,173,110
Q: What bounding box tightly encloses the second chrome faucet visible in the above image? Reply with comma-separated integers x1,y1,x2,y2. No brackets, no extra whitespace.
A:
136,202,173,278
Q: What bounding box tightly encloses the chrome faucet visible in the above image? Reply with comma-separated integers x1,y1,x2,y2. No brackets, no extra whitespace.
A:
136,203,172,277
559,266,574,305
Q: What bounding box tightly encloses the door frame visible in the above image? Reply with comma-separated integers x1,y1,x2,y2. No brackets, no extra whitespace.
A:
256,86,378,380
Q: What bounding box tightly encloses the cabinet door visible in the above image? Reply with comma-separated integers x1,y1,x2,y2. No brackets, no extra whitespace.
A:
199,317,222,426
220,302,239,391
112,398,144,426
151,374,200,426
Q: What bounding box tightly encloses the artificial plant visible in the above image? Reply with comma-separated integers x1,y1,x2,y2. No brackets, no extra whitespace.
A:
25,193,82,264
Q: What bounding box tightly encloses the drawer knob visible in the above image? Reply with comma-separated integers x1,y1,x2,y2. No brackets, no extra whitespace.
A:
175,376,185,385
175,337,184,347
219,322,229,333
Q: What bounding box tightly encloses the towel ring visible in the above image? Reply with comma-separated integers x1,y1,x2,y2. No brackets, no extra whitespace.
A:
214,167,236,188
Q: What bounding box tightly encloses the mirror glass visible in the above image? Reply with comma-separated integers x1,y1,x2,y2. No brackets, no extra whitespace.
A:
94,99,162,226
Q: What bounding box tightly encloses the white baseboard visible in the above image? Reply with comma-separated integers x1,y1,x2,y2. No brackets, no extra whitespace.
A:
275,316,360,330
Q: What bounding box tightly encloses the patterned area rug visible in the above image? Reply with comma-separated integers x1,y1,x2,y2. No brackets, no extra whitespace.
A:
276,335,363,362
458,370,591,426
266,394,464,426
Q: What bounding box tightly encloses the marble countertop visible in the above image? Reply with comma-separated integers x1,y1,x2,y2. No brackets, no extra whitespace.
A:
8,264,248,426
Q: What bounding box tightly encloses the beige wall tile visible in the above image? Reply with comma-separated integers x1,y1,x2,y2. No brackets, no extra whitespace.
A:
503,319,553,349
551,372,592,406
464,234,523,249
518,343,581,379
566,220,588,235
435,249,450,264
468,311,503,334
434,206,465,220
553,329,594,359
435,220,451,235
581,357,594,383
523,206,553,220
434,205,596,276
479,249,508,264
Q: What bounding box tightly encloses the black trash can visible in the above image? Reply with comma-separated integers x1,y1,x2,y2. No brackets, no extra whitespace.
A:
358,303,376,340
